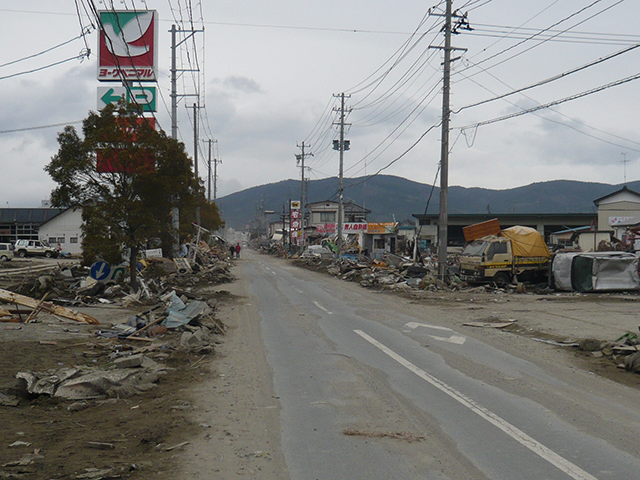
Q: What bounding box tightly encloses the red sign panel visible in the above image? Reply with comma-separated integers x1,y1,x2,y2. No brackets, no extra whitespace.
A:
96,149,155,174
98,11,158,82
96,117,156,174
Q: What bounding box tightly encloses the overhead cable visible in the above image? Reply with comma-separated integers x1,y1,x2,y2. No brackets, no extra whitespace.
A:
459,72,640,130
454,43,640,113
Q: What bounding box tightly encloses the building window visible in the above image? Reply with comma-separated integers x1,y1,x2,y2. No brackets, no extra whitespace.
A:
374,238,386,249
70,237,78,244
320,212,336,222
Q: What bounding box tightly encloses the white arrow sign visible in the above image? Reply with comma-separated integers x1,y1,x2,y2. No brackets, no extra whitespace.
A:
403,322,466,345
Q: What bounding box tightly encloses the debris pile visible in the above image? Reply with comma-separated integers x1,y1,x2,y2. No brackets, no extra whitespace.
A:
1,287,225,405
0,237,234,324
294,252,469,293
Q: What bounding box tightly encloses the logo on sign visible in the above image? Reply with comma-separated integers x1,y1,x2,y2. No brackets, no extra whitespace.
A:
98,10,158,82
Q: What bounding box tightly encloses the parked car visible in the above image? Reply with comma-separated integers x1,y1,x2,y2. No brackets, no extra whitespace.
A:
301,245,334,260
14,239,59,258
0,243,14,261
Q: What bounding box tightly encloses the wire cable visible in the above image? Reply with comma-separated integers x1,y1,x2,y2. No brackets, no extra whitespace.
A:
459,72,640,130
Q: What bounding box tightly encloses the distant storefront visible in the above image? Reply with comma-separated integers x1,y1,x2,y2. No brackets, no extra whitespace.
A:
0,208,62,244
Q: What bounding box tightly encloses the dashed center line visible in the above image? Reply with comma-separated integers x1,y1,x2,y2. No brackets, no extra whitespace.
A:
313,301,333,315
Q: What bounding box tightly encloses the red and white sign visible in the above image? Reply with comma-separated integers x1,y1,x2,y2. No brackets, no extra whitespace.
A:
344,223,367,232
290,201,303,246
316,223,336,234
98,10,158,82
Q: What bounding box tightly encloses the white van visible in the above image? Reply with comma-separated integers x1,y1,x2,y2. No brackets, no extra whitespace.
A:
0,243,14,261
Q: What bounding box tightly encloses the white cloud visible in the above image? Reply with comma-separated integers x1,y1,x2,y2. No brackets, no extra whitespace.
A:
2,1,640,209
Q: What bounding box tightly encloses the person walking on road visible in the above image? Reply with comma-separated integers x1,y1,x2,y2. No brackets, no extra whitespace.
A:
235,243,241,259
229,245,236,259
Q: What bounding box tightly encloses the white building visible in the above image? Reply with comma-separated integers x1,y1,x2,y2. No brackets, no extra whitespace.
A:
38,208,83,256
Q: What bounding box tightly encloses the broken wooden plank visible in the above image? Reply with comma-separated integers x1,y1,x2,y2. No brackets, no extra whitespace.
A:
125,315,166,339
0,288,100,325
26,293,49,323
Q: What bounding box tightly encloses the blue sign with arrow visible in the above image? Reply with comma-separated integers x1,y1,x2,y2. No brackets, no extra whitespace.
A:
90,261,112,281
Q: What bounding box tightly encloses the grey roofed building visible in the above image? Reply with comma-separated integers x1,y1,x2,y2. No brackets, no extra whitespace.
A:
0,208,63,244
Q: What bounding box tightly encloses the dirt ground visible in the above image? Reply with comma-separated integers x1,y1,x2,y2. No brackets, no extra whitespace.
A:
2,257,640,479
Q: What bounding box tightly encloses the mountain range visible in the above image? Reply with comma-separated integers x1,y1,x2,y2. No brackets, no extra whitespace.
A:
215,175,636,230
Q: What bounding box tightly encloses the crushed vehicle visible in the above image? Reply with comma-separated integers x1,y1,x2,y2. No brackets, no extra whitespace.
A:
301,245,334,260
550,251,640,292
14,239,60,258
459,224,551,285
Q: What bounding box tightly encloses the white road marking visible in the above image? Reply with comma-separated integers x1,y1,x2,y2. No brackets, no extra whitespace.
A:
354,329,598,480
404,322,467,345
294,288,304,294
313,301,333,315
405,321,453,332
428,334,466,345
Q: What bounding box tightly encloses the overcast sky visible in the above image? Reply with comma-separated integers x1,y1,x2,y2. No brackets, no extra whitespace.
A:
1,0,639,208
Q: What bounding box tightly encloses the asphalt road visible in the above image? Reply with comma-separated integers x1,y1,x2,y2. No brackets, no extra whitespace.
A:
240,251,640,479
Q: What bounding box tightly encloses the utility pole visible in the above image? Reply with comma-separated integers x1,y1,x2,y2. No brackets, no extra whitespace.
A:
206,139,212,202
203,139,221,202
333,93,351,258
169,24,204,253
193,102,200,225
438,0,452,281
430,1,470,280
296,142,313,246
214,156,222,200
170,24,179,256
170,25,177,140
622,152,629,184
192,103,199,180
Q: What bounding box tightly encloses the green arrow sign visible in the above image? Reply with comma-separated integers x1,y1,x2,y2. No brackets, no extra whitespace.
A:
97,86,157,112
100,88,124,106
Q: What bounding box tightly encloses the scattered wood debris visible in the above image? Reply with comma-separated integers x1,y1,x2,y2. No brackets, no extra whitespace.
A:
0,288,99,325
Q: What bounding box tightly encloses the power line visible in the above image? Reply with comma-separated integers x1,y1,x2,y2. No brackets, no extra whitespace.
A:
454,43,640,113
0,52,90,81
453,65,640,152
0,120,83,135
461,0,624,78
459,72,640,130
0,29,92,69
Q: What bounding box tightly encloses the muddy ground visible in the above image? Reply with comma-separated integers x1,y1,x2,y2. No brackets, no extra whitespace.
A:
1,257,640,479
